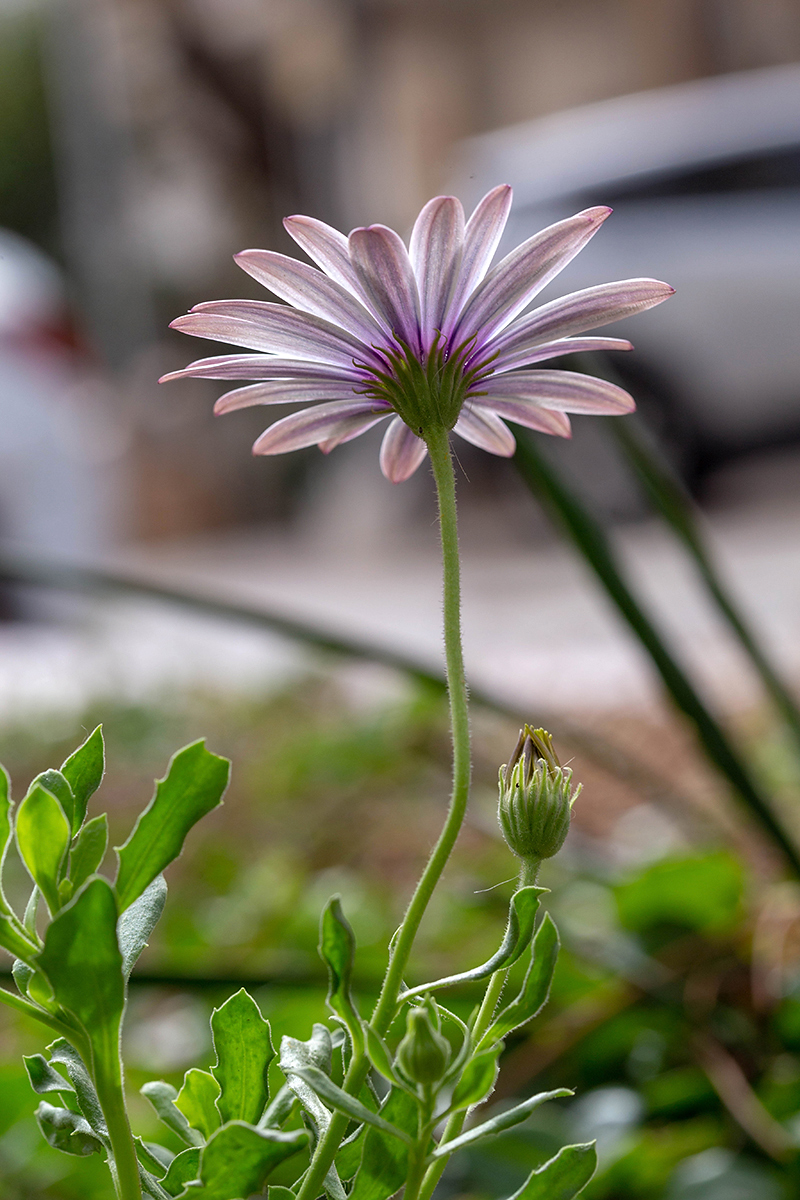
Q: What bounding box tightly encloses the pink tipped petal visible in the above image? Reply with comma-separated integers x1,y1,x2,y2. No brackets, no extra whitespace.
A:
487,279,675,367
443,185,513,335
252,399,390,456
214,379,358,414
476,396,572,438
283,214,366,300
408,196,465,344
453,206,611,345
160,354,365,383
173,303,383,369
379,416,429,482
491,335,633,373
481,369,635,414
454,405,517,457
348,225,422,353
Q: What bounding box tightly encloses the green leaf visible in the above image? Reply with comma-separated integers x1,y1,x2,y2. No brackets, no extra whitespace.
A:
507,1141,597,1200
482,914,560,1046
69,814,108,892
118,874,167,977
319,896,362,1048
176,1068,222,1140
23,1053,74,1097
448,1044,501,1112
114,741,230,911
36,878,124,1047
401,886,547,1001
176,1123,307,1200
211,988,274,1125
160,1146,201,1197
141,1081,203,1147
0,763,16,916
259,1082,295,1129
32,770,75,835
335,1125,366,1181
61,726,105,833
135,1136,174,1176
35,1100,104,1157
0,913,39,961
431,1089,572,1159
268,1188,297,1200
363,1024,402,1085
48,1039,107,1135
288,1065,412,1145
348,1087,420,1200
16,784,71,914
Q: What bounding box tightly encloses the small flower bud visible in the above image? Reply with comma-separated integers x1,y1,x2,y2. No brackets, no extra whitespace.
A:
498,726,581,863
395,1006,450,1086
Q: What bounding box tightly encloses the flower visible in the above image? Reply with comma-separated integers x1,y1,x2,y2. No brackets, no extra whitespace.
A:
498,726,581,863
161,186,673,483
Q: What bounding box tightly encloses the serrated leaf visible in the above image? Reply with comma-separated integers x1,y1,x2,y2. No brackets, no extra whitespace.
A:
24,1053,74,1096
69,814,108,892
481,914,560,1047
36,1100,104,1157
176,1068,222,1140
141,1081,203,1147
448,1044,501,1112
319,897,362,1049
288,1065,412,1144
61,726,105,833
507,1141,597,1200
348,1087,420,1200
32,770,75,836
402,886,548,1001
114,741,230,911
176,1122,307,1200
16,784,71,914
431,1089,572,1159
118,874,167,977
47,1039,107,1135
161,1146,201,1196
211,988,274,1125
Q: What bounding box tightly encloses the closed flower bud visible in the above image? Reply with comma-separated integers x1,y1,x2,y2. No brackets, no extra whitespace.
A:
498,726,581,863
395,1006,450,1086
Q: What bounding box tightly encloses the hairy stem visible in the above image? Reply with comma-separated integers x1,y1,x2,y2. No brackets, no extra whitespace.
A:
94,1057,142,1200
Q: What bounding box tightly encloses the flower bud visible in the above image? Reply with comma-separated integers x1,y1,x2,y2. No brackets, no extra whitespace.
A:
498,726,581,863
395,1006,450,1086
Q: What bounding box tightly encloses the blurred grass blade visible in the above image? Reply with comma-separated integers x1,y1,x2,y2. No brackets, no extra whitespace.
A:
611,415,800,756
512,427,800,876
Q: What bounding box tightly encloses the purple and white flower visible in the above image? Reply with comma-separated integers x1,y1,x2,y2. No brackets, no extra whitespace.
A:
162,186,673,482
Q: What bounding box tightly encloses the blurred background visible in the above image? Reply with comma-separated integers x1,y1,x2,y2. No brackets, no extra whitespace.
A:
2,0,800,1197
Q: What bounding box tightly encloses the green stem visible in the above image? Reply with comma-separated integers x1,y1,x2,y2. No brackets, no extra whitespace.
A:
294,425,472,1200
94,1059,142,1200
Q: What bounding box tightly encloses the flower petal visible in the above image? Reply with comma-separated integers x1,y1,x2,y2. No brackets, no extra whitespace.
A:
487,279,675,369
452,207,611,346
252,399,391,455
476,396,572,438
283,214,366,299
454,405,516,456
172,302,382,368
234,250,386,342
491,336,632,373
214,379,358,414
408,196,464,345
379,416,429,482
160,354,364,383
348,225,422,353
442,184,512,336
481,369,635,414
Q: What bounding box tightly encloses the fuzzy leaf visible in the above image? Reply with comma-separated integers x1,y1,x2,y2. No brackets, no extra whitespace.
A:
431,1089,572,1159
141,1081,203,1147
211,988,274,1125
61,727,105,832
288,1065,412,1144
348,1087,420,1200
36,1101,104,1157
507,1141,597,1200
482,914,560,1046
69,814,109,892
48,1039,107,1135
448,1044,501,1112
118,874,167,977
114,742,229,911
161,1147,201,1197
16,784,71,914
176,1123,307,1200
319,896,361,1047
176,1068,222,1140
24,1053,74,1097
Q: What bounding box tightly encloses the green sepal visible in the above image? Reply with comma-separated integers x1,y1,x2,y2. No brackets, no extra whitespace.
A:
174,1122,307,1200
69,814,108,892
287,1065,412,1145
114,740,230,911
447,1043,501,1113
176,1068,222,1140
118,874,167,977
430,1088,573,1160
319,896,362,1052
141,1080,203,1147
348,1087,420,1200
401,886,548,1001
160,1146,202,1197
35,1100,104,1157
506,1141,597,1200
16,783,71,915
480,913,560,1048
61,726,105,833
211,988,274,1125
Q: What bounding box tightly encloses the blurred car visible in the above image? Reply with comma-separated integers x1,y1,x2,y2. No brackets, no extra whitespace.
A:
454,63,800,494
